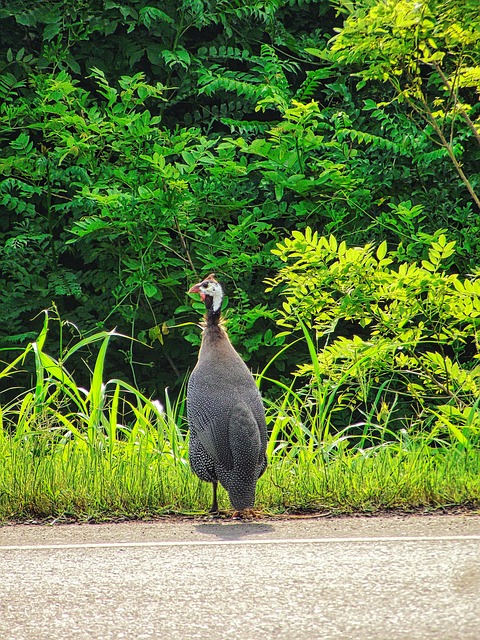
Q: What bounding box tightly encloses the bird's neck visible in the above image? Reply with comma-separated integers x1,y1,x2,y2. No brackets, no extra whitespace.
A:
205,306,221,327
200,310,228,348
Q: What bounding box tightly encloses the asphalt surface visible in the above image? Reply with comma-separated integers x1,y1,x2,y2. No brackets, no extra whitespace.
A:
1,514,479,640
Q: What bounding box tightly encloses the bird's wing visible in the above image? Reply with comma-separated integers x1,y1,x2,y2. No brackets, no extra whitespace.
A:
187,377,234,470
193,411,219,458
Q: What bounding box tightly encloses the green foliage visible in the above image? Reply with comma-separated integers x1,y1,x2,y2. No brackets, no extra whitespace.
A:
1,0,331,389
267,228,480,439
0,0,479,397
331,0,480,90
327,0,480,209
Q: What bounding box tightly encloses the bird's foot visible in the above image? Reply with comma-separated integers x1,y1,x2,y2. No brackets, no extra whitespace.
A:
231,508,260,520
207,508,230,519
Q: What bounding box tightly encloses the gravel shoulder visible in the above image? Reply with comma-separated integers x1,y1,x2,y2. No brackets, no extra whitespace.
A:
1,512,479,547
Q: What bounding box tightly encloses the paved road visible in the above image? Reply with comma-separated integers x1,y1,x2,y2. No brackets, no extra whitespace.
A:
1,514,479,640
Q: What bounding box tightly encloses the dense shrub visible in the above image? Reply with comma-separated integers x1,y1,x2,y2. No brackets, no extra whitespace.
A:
267,227,480,438
0,0,478,396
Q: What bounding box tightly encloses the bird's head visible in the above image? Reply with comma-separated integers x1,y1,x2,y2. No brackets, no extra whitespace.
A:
188,274,223,314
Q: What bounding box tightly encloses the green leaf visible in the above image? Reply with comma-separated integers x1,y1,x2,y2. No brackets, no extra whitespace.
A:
143,283,158,298
376,240,387,261
363,99,377,110
15,12,36,26
43,22,61,41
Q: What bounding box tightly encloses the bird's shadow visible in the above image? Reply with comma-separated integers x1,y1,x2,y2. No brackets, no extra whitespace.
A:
195,521,275,541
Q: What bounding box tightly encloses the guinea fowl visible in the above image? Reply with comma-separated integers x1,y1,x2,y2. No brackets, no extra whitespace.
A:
187,274,267,516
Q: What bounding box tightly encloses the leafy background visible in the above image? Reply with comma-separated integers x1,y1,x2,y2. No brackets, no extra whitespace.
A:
1,0,479,403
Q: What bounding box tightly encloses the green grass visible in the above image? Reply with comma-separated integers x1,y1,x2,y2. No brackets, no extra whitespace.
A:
1,427,479,522
0,312,479,522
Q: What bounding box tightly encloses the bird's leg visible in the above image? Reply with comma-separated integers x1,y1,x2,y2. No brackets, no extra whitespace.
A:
209,481,219,513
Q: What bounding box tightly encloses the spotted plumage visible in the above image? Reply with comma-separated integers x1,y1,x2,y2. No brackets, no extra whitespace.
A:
187,274,267,514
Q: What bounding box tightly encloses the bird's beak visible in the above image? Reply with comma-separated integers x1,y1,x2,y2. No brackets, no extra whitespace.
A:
188,282,206,300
